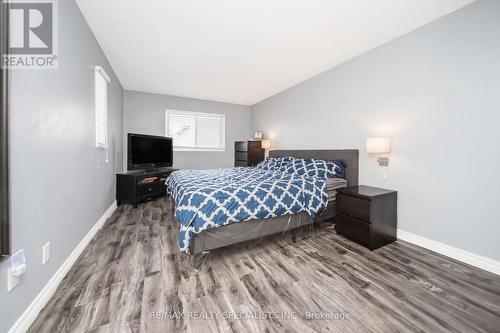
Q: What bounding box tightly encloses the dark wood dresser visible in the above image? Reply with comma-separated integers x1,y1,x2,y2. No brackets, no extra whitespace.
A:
335,185,397,250
234,141,265,167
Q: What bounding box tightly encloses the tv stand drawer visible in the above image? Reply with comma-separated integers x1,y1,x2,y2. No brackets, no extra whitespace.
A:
137,181,164,198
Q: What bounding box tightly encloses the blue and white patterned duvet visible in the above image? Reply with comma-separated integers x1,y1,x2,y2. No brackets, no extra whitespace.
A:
167,167,328,254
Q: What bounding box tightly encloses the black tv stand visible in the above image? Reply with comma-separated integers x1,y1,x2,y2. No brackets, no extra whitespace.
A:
142,169,160,174
116,167,178,208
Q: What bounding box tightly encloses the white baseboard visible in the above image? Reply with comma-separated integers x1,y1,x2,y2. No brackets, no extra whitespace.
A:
397,229,500,276
8,201,117,333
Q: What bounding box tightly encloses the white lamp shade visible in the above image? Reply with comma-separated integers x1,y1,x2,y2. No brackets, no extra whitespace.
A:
366,137,391,153
261,140,272,149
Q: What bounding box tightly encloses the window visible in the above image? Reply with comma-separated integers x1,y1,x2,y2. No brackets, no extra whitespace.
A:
165,110,225,151
95,66,109,148
1,3,10,261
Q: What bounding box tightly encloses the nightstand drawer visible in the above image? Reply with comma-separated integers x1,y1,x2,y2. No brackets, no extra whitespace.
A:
235,152,248,161
335,213,371,246
235,141,248,152
336,193,371,222
235,160,248,167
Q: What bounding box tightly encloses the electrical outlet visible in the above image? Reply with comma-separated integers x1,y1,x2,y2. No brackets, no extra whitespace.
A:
7,267,21,292
42,243,51,265
7,250,26,292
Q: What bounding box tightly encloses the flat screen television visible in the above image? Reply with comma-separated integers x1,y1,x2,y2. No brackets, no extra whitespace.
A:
128,133,173,171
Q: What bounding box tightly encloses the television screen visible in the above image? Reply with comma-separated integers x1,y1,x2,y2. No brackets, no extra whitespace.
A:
128,134,173,170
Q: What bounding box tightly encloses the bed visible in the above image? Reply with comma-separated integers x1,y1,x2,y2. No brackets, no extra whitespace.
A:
167,149,359,270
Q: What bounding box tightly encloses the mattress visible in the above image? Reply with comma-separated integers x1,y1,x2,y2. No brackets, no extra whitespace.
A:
190,177,347,255
325,178,347,203
167,167,328,254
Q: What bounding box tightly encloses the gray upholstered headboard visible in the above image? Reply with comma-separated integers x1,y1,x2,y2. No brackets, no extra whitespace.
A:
269,149,359,186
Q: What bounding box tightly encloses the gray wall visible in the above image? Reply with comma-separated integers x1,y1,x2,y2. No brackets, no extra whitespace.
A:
0,1,123,332
252,0,500,261
124,90,252,170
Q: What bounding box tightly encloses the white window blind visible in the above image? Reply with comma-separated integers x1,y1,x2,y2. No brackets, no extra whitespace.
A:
95,66,109,148
165,110,225,151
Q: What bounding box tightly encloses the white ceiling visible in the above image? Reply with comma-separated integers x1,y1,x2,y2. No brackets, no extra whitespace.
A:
76,0,475,105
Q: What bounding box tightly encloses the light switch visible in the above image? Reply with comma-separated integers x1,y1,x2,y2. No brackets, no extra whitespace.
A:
42,242,51,265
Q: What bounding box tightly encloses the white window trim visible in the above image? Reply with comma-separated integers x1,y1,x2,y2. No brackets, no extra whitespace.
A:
95,66,110,150
95,65,110,82
165,109,226,152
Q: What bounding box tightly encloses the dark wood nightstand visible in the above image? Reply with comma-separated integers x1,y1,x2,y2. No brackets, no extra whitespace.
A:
335,185,397,250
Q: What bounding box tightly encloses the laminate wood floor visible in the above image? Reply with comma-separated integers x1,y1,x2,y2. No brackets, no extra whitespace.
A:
28,198,500,333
